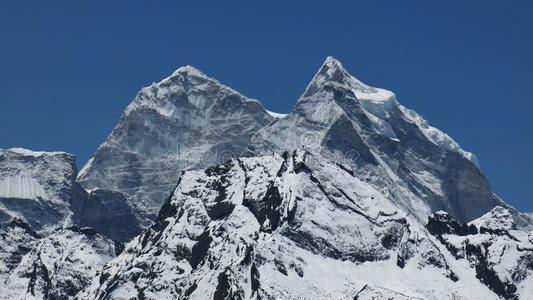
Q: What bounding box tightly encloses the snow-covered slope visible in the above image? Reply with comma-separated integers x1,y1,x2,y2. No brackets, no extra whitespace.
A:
0,218,40,282
0,148,86,233
79,150,511,300
77,66,274,227
0,225,118,300
428,207,533,299
0,148,139,241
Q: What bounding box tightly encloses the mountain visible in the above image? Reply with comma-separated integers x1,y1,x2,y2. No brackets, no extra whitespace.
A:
1,57,531,299
0,148,84,233
427,207,533,299
247,57,502,224
77,66,274,227
0,148,140,241
78,150,532,299
0,223,118,300
0,218,40,282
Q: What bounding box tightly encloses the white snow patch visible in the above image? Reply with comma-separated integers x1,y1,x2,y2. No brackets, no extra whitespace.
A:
77,157,94,179
399,105,479,167
2,148,66,157
412,170,444,195
266,110,288,119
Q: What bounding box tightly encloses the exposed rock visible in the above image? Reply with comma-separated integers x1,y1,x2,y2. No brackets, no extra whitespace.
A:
427,208,533,299
0,226,116,300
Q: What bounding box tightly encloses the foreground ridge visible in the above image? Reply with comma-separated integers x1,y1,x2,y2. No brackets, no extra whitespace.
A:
79,150,532,299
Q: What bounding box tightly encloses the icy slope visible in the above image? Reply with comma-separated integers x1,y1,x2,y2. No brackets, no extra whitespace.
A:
77,66,274,226
0,148,86,232
0,226,117,300
247,57,501,223
79,150,504,300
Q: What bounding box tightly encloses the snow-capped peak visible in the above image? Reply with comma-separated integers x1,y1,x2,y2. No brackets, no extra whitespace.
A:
321,56,349,75
303,56,351,95
170,64,207,78
469,206,516,232
303,56,395,103
2,57,533,299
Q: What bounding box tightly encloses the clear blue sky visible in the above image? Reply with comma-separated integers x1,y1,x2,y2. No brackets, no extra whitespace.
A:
0,1,531,212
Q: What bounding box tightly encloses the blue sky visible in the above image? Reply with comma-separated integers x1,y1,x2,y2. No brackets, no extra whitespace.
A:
0,1,531,211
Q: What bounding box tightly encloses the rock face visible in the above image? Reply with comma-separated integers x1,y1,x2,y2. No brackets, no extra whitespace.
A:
0,148,139,241
427,207,533,300
0,148,85,233
71,189,140,242
77,66,274,226
0,225,117,300
79,151,504,300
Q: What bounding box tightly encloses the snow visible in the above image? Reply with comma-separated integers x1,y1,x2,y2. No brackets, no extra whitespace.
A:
437,208,533,299
2,148,66,157
398,105,479,166
0,172,47,199
469,206,515,231
519,275,533,299
77,157,94,179
79,63,274,224
0,147,83,234
316,57,396,103
170,65,207,78
266,110,288,119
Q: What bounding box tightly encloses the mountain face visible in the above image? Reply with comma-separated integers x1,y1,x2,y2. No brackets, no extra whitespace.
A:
71,189,140,242
247,57,501,224
78,150,532,299
0,148,139,241
0,148,85,233
77,66,274,227
0,218,40,282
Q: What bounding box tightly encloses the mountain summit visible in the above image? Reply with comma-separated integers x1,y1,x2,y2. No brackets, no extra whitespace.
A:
77,65,274,227
303,56,395,103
